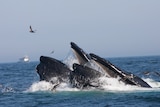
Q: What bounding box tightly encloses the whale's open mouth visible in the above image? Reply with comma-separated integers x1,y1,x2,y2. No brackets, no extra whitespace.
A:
36,42,152,90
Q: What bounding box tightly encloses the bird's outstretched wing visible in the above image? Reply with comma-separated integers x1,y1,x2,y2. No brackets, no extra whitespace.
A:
30,26,33,31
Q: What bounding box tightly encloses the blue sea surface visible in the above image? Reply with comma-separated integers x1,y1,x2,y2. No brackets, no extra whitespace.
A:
0,56,160,107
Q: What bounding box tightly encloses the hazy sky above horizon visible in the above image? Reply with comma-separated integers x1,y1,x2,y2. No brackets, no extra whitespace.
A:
0,0,160,63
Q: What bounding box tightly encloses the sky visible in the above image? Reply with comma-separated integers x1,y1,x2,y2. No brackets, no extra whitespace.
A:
0,0,160,63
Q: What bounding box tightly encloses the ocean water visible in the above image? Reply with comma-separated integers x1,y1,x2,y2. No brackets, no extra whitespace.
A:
0,56,160,107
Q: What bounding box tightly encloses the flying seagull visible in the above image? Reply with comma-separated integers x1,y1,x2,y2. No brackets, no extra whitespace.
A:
50,50,54,54
29,25,36,33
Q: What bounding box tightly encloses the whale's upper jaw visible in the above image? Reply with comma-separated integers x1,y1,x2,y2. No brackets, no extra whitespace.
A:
70,42,91,65
90,53,152,88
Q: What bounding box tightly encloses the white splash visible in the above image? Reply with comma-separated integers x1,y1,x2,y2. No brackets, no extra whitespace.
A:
28,53,160,93
26,81,53,92
98,76,140,91
98,77,160,92
26,77,160,93
55,82,79,92
1,86,15,93
26,81,80,92
143,78,160,88
63,50,79,70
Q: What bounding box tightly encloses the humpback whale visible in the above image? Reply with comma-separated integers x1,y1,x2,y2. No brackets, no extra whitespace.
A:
36,56,101,89
90,53,152,88
70,63,102,89
36,56,71,84
36,42,151,89
70,42,151,88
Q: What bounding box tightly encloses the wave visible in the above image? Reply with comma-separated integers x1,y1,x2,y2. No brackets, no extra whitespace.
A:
0,84,15,93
